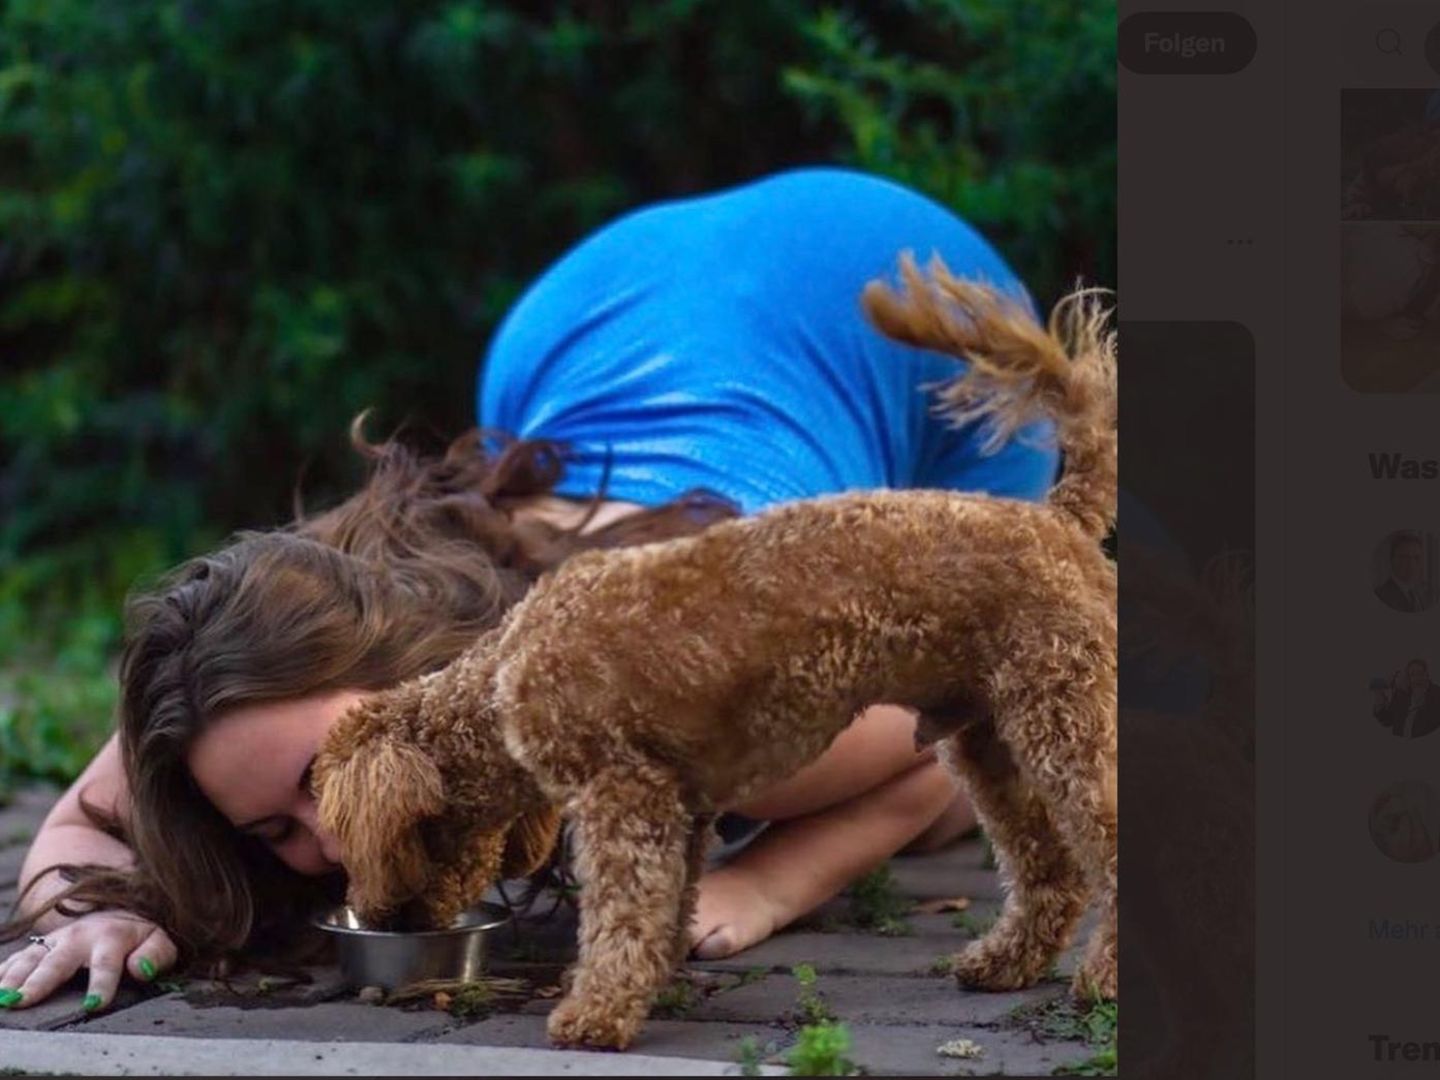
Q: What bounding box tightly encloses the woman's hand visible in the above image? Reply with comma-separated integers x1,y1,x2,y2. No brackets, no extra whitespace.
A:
0,911,176,1012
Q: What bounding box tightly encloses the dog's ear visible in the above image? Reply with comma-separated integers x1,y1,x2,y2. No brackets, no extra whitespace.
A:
500,803,564,880
315,735,445,920
427,828,509,927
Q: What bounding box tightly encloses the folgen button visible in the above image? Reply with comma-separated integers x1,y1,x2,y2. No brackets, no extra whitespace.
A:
1119,12,1257,74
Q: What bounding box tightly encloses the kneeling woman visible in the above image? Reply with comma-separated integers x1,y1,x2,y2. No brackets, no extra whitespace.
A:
1,167,1055,1011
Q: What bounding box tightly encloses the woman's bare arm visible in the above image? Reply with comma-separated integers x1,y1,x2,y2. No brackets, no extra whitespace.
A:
3,732,176,1012
17,732,133,932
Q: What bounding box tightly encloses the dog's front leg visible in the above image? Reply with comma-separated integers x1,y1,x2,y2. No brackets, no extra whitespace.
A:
546,763,690,1051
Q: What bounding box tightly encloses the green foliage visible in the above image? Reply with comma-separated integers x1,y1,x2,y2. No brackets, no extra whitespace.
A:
783,1,1116,303
844,865,912,936
0,628,117,799
786,1021,860,1076
1,0,1115,784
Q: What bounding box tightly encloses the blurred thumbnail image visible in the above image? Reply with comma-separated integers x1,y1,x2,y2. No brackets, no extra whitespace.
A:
1342,89,1440,221
1369,779,1440,863
1341,222,1440,390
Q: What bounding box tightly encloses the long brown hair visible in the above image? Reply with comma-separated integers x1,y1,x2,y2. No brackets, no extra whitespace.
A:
2,424,738,966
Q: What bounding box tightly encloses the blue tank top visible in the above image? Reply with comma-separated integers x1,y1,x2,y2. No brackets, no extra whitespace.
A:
478,167,1058,515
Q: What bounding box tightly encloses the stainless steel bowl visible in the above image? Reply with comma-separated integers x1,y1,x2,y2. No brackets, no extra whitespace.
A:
313,903,510,991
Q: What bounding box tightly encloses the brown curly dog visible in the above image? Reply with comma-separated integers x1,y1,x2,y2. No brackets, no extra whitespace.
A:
313,254,1117,1051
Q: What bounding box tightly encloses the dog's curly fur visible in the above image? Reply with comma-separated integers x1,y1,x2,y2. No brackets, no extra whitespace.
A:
313,255,1117,1051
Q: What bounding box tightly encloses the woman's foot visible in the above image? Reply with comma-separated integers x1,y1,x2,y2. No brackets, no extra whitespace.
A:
689,865,788,959
690,760,971,959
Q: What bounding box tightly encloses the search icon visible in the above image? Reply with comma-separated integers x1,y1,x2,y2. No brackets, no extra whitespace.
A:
1376,27,1402,55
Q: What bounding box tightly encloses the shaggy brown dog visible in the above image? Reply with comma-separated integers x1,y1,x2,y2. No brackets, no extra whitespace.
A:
313,255,1117,1051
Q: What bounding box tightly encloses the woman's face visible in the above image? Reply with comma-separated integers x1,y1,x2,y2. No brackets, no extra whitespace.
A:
188,689,367,876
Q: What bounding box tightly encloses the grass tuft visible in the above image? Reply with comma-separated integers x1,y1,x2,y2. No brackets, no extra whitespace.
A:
845,866,913,937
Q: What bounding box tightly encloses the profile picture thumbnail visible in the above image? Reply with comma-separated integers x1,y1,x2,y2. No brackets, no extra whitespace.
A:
1369,779,1440,863
1371,658,1440,739
1371,529,1437,613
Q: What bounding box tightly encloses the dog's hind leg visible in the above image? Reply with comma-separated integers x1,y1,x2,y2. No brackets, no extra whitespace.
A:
981,631,1118,1000
940,719,1090,991
546,760,691,1051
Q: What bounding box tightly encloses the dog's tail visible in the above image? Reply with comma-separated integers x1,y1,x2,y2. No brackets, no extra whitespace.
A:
862,252,1117,539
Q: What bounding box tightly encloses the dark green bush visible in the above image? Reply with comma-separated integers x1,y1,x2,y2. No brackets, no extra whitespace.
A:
0,0,1114,784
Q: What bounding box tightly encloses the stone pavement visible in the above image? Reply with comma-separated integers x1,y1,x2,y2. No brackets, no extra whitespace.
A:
0,784,1103,1076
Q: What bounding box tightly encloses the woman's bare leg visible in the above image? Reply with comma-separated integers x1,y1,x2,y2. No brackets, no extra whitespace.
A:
731,704,938,820
690,756,973,958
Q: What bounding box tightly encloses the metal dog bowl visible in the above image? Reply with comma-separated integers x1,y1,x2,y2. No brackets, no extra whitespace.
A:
313,903,510,991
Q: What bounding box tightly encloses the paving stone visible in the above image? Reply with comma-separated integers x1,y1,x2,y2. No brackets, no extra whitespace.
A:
436,1010,791,1063
843,1022,1096,1077
78,993,457,1041
179,964,351,1008
687,908,1004,979
0,985,94,1032
884,844,1005,902
681,972,1069,1028
0,792,1109,1073
0,981,145,1032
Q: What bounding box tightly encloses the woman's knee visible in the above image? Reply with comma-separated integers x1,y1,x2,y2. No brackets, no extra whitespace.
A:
732,704,928,820
901,785,978,854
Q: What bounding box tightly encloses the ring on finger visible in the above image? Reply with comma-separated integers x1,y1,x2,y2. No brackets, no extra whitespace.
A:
26,935,52,955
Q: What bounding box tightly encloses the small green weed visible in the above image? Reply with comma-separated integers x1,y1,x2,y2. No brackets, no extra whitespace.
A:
791,964,835,1025
845,866,912,936
786,1021,860,1076
1054,1045,1117,1076
1079,1000,1118,1048
446,981,496,1020
928,955,955,976
1006,996,1117,1076
653,977,700,1019
736,1035,765,1076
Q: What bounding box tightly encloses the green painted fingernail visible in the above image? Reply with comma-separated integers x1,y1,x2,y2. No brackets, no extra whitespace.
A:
82,994,102,1012
0,988,23,1006
138,957,156,980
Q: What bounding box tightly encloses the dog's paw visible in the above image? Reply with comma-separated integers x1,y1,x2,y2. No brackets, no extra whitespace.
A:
950,939,1045,992
546,995,640,1051
1071,958,1117,1002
